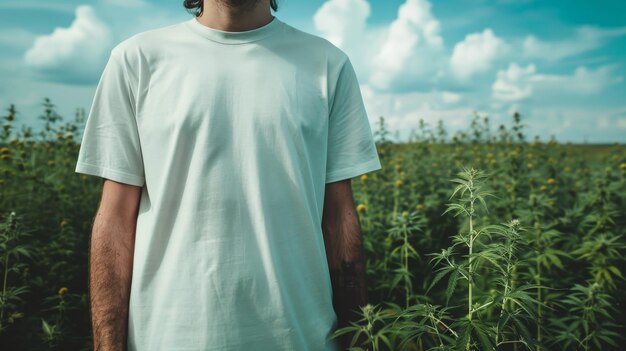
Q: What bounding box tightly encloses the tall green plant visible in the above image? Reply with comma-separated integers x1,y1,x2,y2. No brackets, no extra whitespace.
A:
429,168,539,350
0,211,33,335
388,211,424,308
334,168,541,350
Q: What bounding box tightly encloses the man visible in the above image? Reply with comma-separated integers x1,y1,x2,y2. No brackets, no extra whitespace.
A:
74,0,382,350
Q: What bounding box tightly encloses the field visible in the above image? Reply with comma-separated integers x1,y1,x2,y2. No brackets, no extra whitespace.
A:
1,100,625,350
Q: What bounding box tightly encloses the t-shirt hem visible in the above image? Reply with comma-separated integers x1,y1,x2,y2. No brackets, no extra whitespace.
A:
325,157,382,183
75,161,145,187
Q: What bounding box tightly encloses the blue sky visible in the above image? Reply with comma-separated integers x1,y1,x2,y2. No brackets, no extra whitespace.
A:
1,0,625,143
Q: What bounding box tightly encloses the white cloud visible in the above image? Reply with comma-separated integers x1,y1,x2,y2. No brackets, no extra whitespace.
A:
359,84,475,141
492,62,536,102
521,106,614,142
369,0,446,91
441,91,462,104
308,0,626,142
523,25,626,62
608,108,626,130
450,28,508,80
532,65,622,95
313,0,370,48
312,0,384,84
598,117,610,129
492,62,622,102
24,5,112,84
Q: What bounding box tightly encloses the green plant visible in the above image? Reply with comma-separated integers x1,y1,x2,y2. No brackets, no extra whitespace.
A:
388,211,424,308
0,211,33,335
551,282,622,350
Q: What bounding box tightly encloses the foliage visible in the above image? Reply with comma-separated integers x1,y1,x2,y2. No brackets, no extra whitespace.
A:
1,100,625,350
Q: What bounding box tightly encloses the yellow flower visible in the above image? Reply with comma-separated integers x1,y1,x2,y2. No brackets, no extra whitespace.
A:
58,287,68,296
399,171,406,178
0,154,10,160
401,211,409,218
619,163,626,171
0,147,10,154
395,164,401,171
60,219,69,228
356,204,366,213
540,185,547,192
547,178,556,186
360,174,368,183
527,163,533,169
416,204,425,211
564,166,572,173
395,179,403,187
47,160,55,166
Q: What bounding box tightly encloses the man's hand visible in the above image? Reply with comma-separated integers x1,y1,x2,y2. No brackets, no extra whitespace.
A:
330,261,368,350
322,178,369,350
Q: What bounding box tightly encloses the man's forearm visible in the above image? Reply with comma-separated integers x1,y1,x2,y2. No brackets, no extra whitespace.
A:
89,215,135,351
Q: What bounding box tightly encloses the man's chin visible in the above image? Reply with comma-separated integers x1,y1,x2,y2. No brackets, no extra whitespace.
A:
216,0,261,10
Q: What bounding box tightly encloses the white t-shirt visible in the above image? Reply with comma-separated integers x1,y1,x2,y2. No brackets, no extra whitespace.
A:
75,14,382,351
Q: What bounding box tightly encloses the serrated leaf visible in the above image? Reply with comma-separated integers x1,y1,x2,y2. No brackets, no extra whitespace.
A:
445,269,459,305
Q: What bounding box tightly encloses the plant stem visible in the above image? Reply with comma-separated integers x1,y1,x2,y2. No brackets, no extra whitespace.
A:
403,229,409,308
434,315,459,338
430,315,444,347
467,181,475,351
496,240,514,346
392,188,399,225
536,244,542,350
1,253,9,324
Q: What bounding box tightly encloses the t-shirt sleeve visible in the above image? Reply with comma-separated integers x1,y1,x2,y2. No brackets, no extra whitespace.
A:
325,56,382,184
75,47,146,187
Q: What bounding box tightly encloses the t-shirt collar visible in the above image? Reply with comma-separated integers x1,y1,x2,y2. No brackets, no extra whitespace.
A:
184,15,283,45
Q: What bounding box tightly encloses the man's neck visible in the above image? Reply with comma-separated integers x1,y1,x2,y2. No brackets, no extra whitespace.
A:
198,0,273,32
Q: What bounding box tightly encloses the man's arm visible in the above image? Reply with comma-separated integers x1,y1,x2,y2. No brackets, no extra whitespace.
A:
89,179,141,351
322,178,368,350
